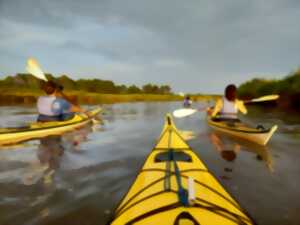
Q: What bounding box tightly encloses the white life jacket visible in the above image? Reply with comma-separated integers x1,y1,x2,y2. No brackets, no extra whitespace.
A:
37,96,59,116
220,97,238,118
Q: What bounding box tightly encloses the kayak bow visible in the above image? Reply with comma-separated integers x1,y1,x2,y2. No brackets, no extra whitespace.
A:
0,107,101,146
110,114,254,225
207,115,277,146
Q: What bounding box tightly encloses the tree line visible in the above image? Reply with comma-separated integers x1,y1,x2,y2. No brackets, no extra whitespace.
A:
0,74,172,95
238,68,300,109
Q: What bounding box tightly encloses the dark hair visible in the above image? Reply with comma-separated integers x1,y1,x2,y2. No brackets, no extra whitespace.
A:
221,150,236,162
225,84,237,101
41,81,57,95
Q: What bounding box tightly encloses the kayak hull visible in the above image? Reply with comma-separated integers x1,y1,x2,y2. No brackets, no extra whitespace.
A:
110,115,254,225
207,116,277,146
0,108,101,145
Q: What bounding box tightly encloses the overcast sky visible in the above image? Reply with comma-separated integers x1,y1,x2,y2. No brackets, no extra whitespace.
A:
0,0,299,93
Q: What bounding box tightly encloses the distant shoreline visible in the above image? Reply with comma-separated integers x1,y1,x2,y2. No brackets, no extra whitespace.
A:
1,87,297,113
0,74,218,106
0,90,217,106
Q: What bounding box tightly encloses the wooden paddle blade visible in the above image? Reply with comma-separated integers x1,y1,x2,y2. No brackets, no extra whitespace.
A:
251,95,279,102
173,109,197,118
26,58,48,81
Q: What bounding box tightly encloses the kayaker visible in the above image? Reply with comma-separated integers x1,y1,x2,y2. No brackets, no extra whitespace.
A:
37,81,85,122
209,84,247,121
183,95,192,108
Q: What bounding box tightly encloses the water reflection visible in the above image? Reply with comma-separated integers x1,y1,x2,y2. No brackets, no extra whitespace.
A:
209,131,273,175
1,103,300,225
22,126,93,186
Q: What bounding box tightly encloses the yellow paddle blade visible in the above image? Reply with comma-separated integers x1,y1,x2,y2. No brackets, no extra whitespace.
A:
250,95,279,103
26,58,48,81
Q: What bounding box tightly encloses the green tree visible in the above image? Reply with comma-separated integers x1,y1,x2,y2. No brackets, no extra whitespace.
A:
56,75,77,90
158,85,171,94
127,85,142,94
142,84,159,94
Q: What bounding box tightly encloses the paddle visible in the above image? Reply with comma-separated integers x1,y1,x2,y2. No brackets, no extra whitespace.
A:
26,58,78,105
173,108,197,118
244,94,279,103
26,58,48,81
173,94,280,118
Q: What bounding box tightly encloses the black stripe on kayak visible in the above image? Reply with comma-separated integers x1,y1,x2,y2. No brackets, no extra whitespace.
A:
124,202,181,225
174,212,201,225
110,120,255,224
111,124,186,219
208,120,271,134
0,115,93,135
114,169,208,216
115,190,173,220
192,203,251,225
122,196,252,225
143,169,244,211
194,198,253,224
115,169,244,218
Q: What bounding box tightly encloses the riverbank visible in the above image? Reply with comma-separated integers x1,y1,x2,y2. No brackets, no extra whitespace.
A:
0,90,177,105
0,89,217,106
238,69,300,111
0,74,218,105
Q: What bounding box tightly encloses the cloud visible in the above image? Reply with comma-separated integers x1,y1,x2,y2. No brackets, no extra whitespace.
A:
1,0,300,93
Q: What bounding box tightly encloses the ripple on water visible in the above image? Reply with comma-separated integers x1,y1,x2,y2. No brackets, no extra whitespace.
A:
0,103,300,225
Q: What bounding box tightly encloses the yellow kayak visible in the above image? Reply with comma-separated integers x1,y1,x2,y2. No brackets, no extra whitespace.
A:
207,115,278,146
0,107,101,146
110,115,254,225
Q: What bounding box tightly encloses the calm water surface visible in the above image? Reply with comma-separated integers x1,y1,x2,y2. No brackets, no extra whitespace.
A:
0,102,300,225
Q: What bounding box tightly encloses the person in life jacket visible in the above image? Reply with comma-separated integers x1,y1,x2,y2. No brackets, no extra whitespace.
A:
183,95,192,108
37,81,85,122
210,84,247,121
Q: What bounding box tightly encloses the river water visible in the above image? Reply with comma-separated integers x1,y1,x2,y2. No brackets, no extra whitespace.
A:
0,102,300,225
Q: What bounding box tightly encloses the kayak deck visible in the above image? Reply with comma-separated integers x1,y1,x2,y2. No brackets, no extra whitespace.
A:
0,107,101,145
207,115,277,146
110,115,254,225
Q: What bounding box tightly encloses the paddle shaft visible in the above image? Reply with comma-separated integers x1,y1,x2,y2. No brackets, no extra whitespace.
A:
58,90,79,107
244,95,279,104
173,95,279,118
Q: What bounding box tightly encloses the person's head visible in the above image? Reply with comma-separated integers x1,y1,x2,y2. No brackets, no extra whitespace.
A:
41,81,58,95
224,84,237,101
221,150,237,162
185,95,190,100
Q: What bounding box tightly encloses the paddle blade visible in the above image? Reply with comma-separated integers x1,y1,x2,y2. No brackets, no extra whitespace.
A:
173,108,197,118
178,130,195,141
251,95,279,103
26,58,48,81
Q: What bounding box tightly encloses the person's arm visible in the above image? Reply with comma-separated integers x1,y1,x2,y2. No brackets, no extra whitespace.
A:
56,89,86,113
212,98,223,117
60,95,89,115
53,98,86,115
236,100,247,114
210,133,224,152
70,104,86,113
